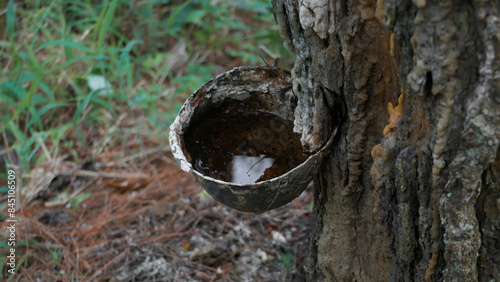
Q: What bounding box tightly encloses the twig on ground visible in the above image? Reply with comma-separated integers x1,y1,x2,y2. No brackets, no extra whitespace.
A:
90,249,129,280
118,146,171,164
58,169,149,178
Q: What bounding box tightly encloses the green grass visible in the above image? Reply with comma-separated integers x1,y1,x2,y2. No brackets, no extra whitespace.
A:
1,3,292,276
0,0,293,174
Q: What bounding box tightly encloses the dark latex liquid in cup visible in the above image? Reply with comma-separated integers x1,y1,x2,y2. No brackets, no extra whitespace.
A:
183,100,309,184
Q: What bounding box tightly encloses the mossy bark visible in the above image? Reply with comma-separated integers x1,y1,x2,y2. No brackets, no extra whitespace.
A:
271,0,500,280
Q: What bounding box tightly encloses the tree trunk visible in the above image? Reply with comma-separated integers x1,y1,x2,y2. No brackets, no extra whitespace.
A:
271,0,500,280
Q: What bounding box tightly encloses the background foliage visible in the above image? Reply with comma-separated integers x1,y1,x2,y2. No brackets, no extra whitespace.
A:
0,1,300,279
0,0,293,174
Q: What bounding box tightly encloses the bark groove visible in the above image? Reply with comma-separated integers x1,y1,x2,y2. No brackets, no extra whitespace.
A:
272,0,500,280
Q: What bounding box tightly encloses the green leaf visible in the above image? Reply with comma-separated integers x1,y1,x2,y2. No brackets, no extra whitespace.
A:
97,0,121,50
74,193,91,206
11,68,42,121
90,95,114,114
26,102,69,129
6,0,15,39
29,0,58,48
165,0,192,29
35,40,92,53
0,91,22,112
6,120,26,144
38,81,55,102
17,238,39,247
185,10,206,24
65,190,75,208
94,0,110,39
118,39,141,73
49,54,109,72
73,89,100,127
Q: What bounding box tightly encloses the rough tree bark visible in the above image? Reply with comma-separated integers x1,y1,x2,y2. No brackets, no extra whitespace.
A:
271,0,500,281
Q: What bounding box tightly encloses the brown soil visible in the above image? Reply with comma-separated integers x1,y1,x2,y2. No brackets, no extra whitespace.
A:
1,147,312,281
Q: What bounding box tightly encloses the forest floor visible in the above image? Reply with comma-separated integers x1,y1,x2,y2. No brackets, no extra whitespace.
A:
0,131,313,281
0,1,306,280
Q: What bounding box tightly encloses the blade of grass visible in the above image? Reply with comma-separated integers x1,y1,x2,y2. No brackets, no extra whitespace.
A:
58,5,74,62
93,0,109,39
28,0,57,48
10,67,42,122
90,95,114,116
6,120,26,144
26,46,41,70
165,0,193,30
0,92,21,110
97,0,120,50
25,132,48,163
0,80,27,100
12,51,25,84
6,0,14,39
50,123,72,157
38,81,55,102
118,39,140,72
26,102,69,129
48,54,109,72
119,40,140,90
73,90,98,128
35,40,92,53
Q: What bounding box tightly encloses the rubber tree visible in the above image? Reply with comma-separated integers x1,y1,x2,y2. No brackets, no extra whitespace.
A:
270,0,500,280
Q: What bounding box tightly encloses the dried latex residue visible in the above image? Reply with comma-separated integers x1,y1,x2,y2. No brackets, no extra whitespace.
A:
371,144,382,159
383,89,404,136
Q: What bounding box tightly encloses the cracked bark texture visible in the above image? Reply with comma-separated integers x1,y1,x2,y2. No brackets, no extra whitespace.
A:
271,0,500,281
